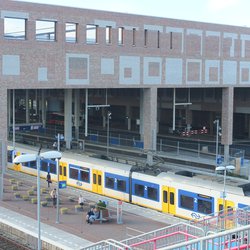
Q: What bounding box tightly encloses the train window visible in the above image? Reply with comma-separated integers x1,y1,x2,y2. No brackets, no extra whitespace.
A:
60,165,63,175
180,195,194,210
41,161,48,172
69,168,78,180
106,177,114,189
7,150,13,163
163,191,168,203
30,160,37,169
117,179,126,192
80,169,89,183
170,192,175,205
50,162,56,174
197,199,212,214
147,187,158,201
63,167,66,176
98,175,101,185
135,184,144,197
93,173,97,184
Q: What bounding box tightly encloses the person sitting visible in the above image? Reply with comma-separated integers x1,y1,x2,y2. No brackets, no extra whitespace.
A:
78,194,85,209
86,207,100,224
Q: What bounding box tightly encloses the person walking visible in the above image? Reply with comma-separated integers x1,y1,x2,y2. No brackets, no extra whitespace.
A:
46,172,52,187
50,188,57,208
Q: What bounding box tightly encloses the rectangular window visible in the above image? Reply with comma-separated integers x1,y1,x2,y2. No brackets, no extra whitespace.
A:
132,28,136,46
163,190,168,203
147,187,158,201
118,27,124,45
144,29,148,46
170,192,175,205
69,167,78,180
170,32,173,49
86,24,98,44
106,26,112,44
135,184,144,197
65,22,77,43
198,199,212,215
93,173,97,184
41,161,48,172
36,20,56,41
80,168,90,183
49,162,56,174
157,30,160,48
4,17,26,40
106,176,115,189
98,175,102,185
30,161,37,169
180,195,194,210
117,179,126,192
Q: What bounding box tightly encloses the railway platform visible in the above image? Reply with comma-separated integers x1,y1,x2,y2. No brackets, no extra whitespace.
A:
0,170,184,249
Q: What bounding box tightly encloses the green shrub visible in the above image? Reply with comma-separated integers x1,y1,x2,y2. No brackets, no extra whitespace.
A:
31,198,37,204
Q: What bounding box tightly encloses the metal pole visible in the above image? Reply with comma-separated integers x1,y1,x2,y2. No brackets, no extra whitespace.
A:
56,158,60,224
215,119,219,166
172,88,176,131
85,89,88,137
223,167,226,209
107,112,110,157
13,90,15,150
37,155,41,250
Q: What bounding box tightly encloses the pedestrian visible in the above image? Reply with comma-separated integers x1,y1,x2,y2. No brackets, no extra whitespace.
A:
46,172,52,187
78,194,85,209
50,188,57,208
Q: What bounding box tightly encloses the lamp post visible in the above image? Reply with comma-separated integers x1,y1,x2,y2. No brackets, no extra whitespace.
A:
215,165,235,210
107,111,111,157
13,150,62,250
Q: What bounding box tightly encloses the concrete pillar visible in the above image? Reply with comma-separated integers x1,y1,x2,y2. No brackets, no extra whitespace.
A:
185,107,192,130
221,87,234,164
0,89,8,141
74,90,80,140
141,88,158,151
64,89,72,149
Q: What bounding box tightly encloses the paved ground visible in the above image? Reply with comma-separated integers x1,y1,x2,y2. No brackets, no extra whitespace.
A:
0,170,184,244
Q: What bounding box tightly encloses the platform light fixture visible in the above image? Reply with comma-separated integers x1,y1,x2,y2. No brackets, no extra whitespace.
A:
13,150,62,250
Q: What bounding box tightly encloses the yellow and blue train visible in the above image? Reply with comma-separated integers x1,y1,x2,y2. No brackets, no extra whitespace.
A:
7,145,250,221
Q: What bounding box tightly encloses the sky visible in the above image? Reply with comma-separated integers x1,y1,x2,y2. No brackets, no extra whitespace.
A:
15,0,250,27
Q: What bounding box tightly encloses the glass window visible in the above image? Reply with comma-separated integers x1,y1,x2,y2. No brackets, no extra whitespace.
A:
65,22,77,43
50,162,56,174
163,190,168,203
148,187,158,201
132,28,136,46
180,195,194,210
157,30,160,48
117,179,126,192
93,173,97,184
106,176,114,189
106,26,112,44
197,199,212,214
4,17,26,40
98,175,101,185
41,161,48,172
30,160,37,169
80,169,90,183
36,20,56,41
86,24,98,44
118,27,124,45
135,184,144,197
170,192,175,205
144,29,148,46
69,167,78,180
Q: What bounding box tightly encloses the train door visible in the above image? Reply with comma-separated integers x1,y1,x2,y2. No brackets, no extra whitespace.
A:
59,162,67,181
217,199,235,229
92,169,103,195
162,186,176,215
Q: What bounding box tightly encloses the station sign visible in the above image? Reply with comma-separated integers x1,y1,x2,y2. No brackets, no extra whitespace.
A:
59,181,67,189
